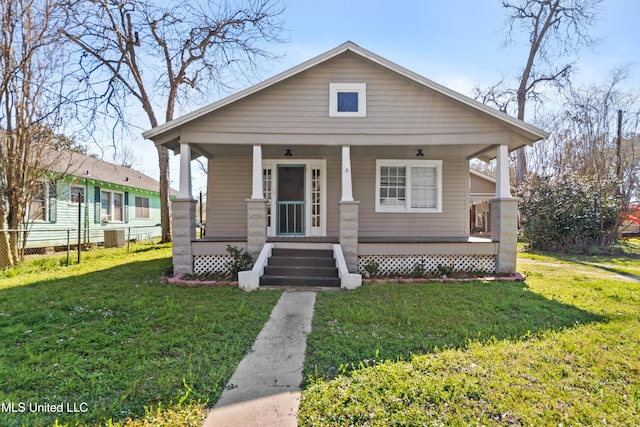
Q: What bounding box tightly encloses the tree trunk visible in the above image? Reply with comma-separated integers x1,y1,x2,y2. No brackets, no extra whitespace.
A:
0,210,13,269
157,144,172,243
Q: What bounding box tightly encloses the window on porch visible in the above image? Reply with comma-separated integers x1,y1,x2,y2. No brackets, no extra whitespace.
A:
375,159,442,213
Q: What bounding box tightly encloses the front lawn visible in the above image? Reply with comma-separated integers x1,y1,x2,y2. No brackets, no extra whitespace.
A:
299,245,640,425
0,244,282,427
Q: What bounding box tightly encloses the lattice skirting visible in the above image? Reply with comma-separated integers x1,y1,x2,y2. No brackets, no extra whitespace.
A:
358,254,496,276
194,255,232,274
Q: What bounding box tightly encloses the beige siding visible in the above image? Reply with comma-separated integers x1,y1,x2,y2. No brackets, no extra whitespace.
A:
206,157,251,237
326,156,341,236
183,52,505,143
206,149,470,239
352,148,470,238
470,173,496,194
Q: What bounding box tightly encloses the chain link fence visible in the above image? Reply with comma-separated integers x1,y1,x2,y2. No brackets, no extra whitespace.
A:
0,225,162,269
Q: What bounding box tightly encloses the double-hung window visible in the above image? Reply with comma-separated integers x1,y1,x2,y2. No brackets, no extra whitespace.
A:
70,186,85,204
134,196,150,219
375,159,442,213
101,190,124,222
29,181,56,222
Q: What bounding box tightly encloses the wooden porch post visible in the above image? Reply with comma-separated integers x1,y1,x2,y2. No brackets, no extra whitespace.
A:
341,145,354,202
178,142,193,199
251,145,264,199
173,142,196,275
495,144,511,199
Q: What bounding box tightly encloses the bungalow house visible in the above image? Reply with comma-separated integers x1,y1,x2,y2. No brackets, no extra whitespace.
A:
24,150,165,249
143,42,548,290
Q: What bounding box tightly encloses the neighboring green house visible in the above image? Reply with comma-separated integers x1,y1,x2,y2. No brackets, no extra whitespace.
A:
25,151,165,249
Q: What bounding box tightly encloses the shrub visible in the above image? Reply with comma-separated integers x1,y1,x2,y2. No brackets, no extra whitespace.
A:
225,245,254,280
520,174,621,252
363,260,380,278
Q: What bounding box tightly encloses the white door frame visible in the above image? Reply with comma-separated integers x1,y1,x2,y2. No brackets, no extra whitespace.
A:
263,159,327,237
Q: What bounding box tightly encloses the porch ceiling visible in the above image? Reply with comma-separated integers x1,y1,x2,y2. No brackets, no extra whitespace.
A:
179,142,502,163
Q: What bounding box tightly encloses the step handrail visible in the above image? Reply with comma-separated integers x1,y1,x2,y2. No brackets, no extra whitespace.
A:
238,243,274,291
332,244,362,290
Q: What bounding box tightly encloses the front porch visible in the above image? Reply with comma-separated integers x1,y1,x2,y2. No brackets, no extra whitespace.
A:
173,143,519,290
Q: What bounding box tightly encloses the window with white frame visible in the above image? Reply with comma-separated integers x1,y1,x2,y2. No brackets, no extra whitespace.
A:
134,196,150,219
329,83,366,117
29,181,54,222
70,186,85,204
101,190,124,222
30,183,47,222
375,159,442,213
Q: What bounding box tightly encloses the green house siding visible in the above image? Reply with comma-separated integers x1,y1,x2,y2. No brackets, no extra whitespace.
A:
24,176,162,249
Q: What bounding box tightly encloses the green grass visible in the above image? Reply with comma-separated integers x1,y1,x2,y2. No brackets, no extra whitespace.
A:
299,244,640,426
0,245,282,427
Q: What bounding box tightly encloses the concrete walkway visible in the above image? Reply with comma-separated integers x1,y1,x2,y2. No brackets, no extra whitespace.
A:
203,290,316,427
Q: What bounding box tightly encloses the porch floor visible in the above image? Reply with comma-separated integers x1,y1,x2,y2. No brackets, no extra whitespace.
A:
195,236,492,243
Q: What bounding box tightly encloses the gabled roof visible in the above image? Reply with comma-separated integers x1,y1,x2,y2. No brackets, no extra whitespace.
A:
49,150,164,194
143,41,548,149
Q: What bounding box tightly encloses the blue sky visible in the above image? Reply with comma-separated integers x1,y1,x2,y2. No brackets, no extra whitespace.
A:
269,0,639,92
131,0,640,191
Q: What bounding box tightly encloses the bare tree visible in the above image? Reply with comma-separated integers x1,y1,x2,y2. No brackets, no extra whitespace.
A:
0,0,74,268
61,0,286,243
476,0,603,186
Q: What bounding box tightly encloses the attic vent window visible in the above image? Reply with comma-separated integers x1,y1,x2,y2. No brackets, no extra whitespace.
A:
329,83,366,117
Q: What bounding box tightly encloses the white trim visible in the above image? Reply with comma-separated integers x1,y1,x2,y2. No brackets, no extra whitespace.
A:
262,159,327,237
375,159,443,213
329,83,366,117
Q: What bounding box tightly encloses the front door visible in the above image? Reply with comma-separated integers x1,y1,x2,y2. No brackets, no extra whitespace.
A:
277,165,305,235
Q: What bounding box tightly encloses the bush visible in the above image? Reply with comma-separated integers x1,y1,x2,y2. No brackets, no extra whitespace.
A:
520,174,621,252
225,245,254,280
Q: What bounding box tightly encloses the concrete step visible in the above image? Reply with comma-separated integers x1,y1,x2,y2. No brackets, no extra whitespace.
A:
260,247,340,287
270,248,334,258
260,275,340,287
267,256,336,268
264,265,338,277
